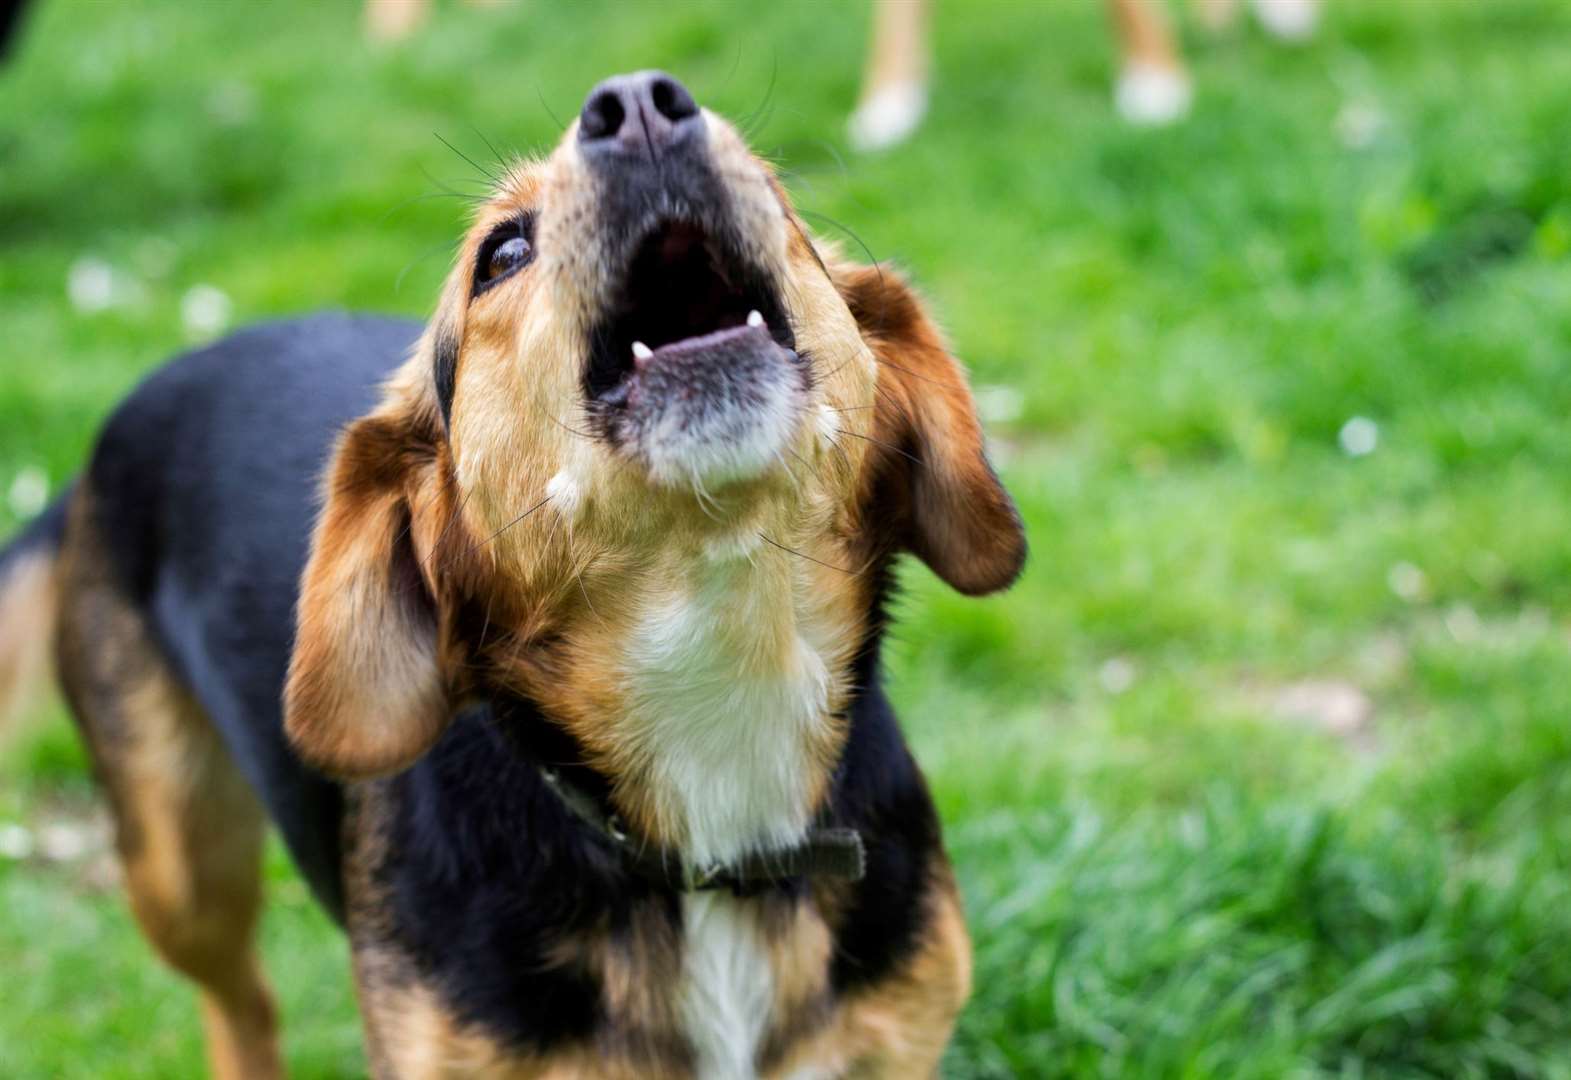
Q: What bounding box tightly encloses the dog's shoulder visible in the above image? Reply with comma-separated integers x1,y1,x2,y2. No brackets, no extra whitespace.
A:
79,312,425,921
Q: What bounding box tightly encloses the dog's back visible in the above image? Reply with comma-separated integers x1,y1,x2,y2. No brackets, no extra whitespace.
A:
1,313,419,918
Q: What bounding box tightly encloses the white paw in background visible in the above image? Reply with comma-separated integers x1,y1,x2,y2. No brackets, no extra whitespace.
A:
1252,0,1319,41
1115,61,1193,126
846,80,929,152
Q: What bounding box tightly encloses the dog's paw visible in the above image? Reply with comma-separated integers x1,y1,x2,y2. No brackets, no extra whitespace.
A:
1252,0,1319,41
847,80,929,153
1114,62,1192,126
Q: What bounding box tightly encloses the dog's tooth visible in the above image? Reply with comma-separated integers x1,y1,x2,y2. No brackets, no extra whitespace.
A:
746,309,765,328
632,341,654,360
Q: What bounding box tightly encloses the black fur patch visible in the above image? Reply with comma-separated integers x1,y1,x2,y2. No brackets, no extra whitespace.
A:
433,323,460,429
373,703,690,1065
825,564,942,995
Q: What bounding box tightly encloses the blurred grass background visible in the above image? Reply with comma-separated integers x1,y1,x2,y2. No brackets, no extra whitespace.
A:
3,0,1571,1076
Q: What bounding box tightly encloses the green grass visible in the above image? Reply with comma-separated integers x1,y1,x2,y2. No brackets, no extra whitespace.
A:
4,0,1571,1075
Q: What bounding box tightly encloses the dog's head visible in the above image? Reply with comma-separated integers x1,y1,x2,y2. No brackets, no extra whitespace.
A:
285,72,1025,785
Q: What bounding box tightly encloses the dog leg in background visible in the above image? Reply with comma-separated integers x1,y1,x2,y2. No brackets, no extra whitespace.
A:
847,0,931,152
0,495,67,744
365,0,430,43
1108,0,1192,125
1251,0,1318,41
365,0,516,44
1194,0,1318,39
1195,0,1242,32
55,515,283,1080
0,556,53,741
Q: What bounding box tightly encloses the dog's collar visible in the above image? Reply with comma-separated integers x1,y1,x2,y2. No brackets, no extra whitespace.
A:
535,763,866,892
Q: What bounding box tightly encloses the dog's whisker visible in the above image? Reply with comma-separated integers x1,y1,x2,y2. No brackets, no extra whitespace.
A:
837,427,925,469
869,353,962,391
736,56,780,141
821,432,853,479
420,488,475,574
433,131,503,185
689,477,725,523
535,83,567,133
796,209,883,280
870,377,911,420
782,447,816,490
544,505,565,552
424,494,552,580
482,495,551,546
379,192,484,229
542,410,595,442
469,125,511,179
770,448,803,491
476,590,497,655
417,162,491,199
573,552,606,629
757,533,854,576
395,239,460,294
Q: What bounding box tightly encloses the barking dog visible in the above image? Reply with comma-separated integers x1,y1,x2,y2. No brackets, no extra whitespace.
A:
0,71,1024,1078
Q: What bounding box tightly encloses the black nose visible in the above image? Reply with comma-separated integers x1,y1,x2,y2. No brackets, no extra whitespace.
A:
578,71,701,160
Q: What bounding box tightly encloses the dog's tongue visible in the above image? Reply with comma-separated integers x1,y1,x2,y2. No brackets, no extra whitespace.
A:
633,319,775,368
599,318,794,413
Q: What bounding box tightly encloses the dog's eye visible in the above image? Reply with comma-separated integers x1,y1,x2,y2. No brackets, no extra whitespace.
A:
489,237,530,277
474,216,534,295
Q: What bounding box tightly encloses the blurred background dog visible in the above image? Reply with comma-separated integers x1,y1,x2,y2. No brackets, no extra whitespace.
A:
848,0,1319,147
361,0,1320,147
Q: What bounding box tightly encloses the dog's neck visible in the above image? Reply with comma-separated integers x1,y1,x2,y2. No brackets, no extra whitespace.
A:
503,527,862,870
614,544,849,868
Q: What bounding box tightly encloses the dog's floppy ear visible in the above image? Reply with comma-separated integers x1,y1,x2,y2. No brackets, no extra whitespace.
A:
284,367,454,779
836,262,1026,595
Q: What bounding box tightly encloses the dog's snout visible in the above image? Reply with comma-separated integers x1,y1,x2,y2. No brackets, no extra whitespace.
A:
578,71,701,161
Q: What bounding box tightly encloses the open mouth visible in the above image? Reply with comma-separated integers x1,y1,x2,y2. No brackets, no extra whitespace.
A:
585,220,795,407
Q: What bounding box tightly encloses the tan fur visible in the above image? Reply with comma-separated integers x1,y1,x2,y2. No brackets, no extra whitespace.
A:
838,872,973,1077
772,865,972,1079
0,549,57,741
757,899,837,1073
55,493,281,1080
366,981,684,1080
833,259,1027,597
284,362,459,778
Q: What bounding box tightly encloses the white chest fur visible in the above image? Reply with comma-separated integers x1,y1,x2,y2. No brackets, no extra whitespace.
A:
622,554,831,870
680,892,776,1080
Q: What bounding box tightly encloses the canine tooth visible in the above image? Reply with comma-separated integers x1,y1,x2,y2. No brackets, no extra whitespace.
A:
746,310,765,328
632,341,654,360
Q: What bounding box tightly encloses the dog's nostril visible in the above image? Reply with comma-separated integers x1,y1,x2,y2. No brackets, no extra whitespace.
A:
579,72,701,155
580,88,627,141
649,77,697,124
